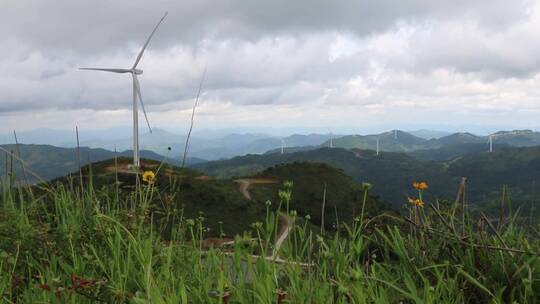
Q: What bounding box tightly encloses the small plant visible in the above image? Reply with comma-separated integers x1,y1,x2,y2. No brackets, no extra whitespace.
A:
1,168,539,303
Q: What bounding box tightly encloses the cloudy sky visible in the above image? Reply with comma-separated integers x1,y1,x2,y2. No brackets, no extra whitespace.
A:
1,0,540,134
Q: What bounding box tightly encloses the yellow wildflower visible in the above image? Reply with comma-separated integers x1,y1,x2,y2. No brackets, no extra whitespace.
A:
142,171,156,184
413,181,428,190
407,197,424,207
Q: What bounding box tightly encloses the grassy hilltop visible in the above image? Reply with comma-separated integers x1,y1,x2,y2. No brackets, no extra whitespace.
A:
46,157,390,237
1,156,540,302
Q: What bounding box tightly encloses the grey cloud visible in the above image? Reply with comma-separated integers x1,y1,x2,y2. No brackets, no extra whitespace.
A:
40,67,65,79
1,0,539,132
0,0,530,52
409,18,540,78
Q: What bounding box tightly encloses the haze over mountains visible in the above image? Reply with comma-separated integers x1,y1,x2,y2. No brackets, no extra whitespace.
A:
323,130,540,153
0,128,334,160
2,128,539,161
2,128,540,209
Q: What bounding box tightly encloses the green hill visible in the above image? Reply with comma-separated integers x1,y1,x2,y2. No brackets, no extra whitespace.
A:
447,146,540,204
425,132,484,147
325,130,426,152
194,148,454,205
194,146,540,207
408,143,510,161
322,130,540,154
48,157,261,236
489,130,540,146
43,157,392,236
248,162,394,229
264,145,320,155
0,144,205,183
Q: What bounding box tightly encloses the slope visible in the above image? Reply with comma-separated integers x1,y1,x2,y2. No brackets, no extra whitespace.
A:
0,144,204,183
194,146,540,207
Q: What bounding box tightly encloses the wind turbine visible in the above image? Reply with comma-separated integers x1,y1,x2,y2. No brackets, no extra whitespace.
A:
328,129,334,148
281,139,286,155
484,129,494,153
376,136,380,156
80,12,168,168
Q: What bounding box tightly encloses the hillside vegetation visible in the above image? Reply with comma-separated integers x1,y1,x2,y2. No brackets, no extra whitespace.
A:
326,129,540,153
248,162,394,229
194,146,540,208
44,158,391,236
0,144,203,183
1,158,539,302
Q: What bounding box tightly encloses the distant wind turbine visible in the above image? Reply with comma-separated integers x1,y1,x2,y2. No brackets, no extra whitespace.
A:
484,130,494,153
376,136,380,156
80,12,168,167
281,139,286,154
328,129,334,148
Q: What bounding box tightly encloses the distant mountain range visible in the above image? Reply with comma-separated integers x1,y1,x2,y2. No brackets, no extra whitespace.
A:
193,146,540,207
3,133,540,210
324,130,540,153
260,130,540,162
0,144,204,183
3,128,538,161
0,128,334,161
325,130,426,151
0,127,133,147
408,129,453,139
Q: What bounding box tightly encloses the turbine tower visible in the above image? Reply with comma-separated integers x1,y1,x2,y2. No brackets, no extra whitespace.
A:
80,12,168,167
281,139,286,155
376,136,380,156
484,129,494,153
328,129,334,148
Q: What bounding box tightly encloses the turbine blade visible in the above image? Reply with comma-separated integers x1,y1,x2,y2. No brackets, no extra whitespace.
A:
133,75,152,133
132,12,168,69
79,68,131,73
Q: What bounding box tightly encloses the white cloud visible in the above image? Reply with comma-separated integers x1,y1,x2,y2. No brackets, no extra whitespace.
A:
0,0,539,133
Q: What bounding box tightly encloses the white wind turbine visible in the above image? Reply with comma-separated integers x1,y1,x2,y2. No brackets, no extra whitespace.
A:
281,139,286,154
376,136,380,156
484,129,494,153
328,129,334,148
80,12,168,167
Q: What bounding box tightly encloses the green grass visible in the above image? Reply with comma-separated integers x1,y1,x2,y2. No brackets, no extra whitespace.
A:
1,163,540,303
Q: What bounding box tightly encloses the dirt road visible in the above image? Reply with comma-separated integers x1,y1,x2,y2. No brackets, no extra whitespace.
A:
234,177,278,200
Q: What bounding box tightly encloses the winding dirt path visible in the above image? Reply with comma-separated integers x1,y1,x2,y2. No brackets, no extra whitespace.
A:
233,178,294,259
273,212,293,256
230,177,308,266
234,177,278,200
